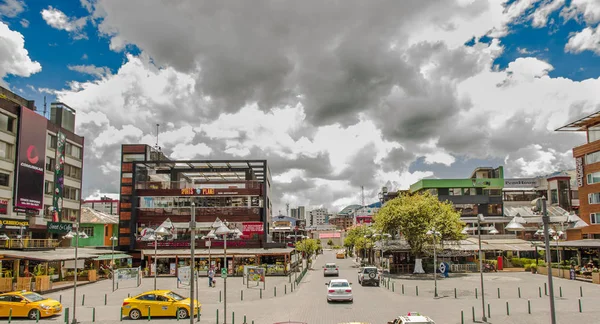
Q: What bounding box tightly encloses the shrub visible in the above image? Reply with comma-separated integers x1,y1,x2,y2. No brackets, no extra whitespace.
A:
524,264,532,271
530,264,537,272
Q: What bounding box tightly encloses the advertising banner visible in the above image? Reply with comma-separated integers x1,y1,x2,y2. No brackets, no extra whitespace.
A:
15,106,47,210
242,222,264,234
247,267,265,282
576,157,584,188
47,222,71,234
178,266,191,287
52,131,66,221
0,218,29,230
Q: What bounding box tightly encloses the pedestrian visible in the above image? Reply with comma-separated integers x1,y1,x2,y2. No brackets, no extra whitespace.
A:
208,267,214,287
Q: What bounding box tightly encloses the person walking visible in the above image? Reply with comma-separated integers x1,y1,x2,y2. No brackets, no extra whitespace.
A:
208,267,214,287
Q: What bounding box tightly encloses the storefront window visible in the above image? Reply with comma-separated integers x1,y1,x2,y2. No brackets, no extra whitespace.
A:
449,188,462,196
487,204,502,216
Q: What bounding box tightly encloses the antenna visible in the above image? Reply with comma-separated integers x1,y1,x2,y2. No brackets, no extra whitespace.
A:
286,203,290,216
361,186,365,207
43,96,47,118
154,123,160,151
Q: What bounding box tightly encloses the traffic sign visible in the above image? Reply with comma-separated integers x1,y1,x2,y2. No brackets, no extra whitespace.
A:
221,268,227,278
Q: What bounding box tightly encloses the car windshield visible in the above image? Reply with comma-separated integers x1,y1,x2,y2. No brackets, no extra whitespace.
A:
166,291,185,301
330,281,349,287
22,293,45,302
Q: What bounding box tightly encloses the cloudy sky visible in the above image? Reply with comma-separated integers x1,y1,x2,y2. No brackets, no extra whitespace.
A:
1,0,599,214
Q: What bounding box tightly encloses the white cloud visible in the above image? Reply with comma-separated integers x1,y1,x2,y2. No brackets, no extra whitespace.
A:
84,191,120,201
41,6,88,39
68,64,111,78
565,25,600,55
169,143,212,160
0,0,25,18
19,19,29,28
0,22,41,83
530,0,565,27
424,152,457,166
561,0,600,25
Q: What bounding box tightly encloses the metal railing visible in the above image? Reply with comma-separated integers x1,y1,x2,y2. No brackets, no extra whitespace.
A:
0,239,59,249
135,180,263,190
138,207,261,218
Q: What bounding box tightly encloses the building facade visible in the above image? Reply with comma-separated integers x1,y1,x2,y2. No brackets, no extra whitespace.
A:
308,208,328,226
0,88,84,245
557,112,600,239
409,167,505,231
117,144,273,253
82,197,119,215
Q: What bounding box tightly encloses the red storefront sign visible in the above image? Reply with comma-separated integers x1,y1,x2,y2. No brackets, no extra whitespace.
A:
242,222,264,234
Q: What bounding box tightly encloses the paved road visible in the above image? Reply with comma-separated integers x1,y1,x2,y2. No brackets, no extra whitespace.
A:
15,250,600,323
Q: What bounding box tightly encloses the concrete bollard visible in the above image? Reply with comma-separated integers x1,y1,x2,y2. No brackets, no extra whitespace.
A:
518,287,521,298
560,286,563,298
105,293,107,305
392,282,395,292
402,284,404,295
119,307,122,322
544,282,548,296
244,314,247,324
147,306,151,321
220,290,222,302
36,309,39,323
454,288,457,299
232,311,235,324
59,294,62,303
274,286,277,297
285,285,287,294
82,294,85,306
460,309,464,324
579,299,582,312
416,286,419,296
8,308,12,323
216,309,219,324
66,307,70,324
260,289,262,299
528,299,531,314
580,286,583,297
497,287,500,299
471,306,475,322
506,301,510,315
487,303,491,318
475,288,478,299
539,287,542,298
93,307,96,322
241,290,243,301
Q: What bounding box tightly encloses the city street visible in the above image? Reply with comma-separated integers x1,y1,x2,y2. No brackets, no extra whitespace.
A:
22,250,600,323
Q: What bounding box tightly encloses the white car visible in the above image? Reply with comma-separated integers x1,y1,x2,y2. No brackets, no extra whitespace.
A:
387,313,436,324
325,279,353,303
323,263,339,276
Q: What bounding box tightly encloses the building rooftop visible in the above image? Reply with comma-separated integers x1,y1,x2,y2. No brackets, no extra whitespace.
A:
136,160,269,182
556,110,600,132
80,207,119,224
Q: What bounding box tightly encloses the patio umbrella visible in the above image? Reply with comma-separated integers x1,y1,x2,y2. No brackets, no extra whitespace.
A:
505,218,526,231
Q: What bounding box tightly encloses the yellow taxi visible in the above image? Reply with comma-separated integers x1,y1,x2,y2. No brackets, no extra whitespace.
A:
122,290,200,320
0,291,62,319
336,251,346,259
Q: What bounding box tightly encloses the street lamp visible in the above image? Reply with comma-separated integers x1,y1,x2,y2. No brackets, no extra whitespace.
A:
189,203,196,323
215,221,233,324
536,196,557,324
476,213,487,322
110,236,118,292
426,228,441,298
144,226,171,290
64,224,88,324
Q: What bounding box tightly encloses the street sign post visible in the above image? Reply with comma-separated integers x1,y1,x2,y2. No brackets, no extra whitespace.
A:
221,268,227,278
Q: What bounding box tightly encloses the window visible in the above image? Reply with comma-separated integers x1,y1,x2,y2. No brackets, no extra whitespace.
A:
47,135,57,149
0,114,15,133
449,188,462,195
64,186,80,200
484,189,502,196
0,172,8,187
588,193,600,204
550,189,558,204
591,213,600,224
0,141,12,160
65,164,82,180
585,151,600,164
572,190,579,199
588,172,600,185
428,189,438,195
487,204,502,216
46,158,55,172
137,294,156,301
44,181,54,195
588,124,600,143
463,188,477,195
62,208,77,222
123,154,146,162
65,143,82,159
81,227,94,237
0,296,11,302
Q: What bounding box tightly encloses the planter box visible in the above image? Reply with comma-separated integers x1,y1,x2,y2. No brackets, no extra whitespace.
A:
0,278,12,292
88,270,97,282
16,277,31,291
538,266,547,275
592,272,600,284
35,276,51,292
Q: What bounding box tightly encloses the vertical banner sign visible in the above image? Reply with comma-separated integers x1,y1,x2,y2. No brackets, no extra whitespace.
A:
15,107,47,210
52,132,66,221
576,157,584,187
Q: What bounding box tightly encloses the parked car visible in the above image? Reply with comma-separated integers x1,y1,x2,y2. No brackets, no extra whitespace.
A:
358,266,380,286
387,313,435,324
0,291,62,319
323,263,339,276
325,279,353,302
121,290,200,320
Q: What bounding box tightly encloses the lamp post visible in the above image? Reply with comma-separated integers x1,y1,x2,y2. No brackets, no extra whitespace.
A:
110,236,118,292
189,203,196,324
426,229,440,298
152,226,172,290
64,221,88,324
539,197,557,324
215,221,232,324
476,214,487,322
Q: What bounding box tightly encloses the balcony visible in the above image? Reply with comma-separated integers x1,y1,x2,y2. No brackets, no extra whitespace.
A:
135,180,263,190
134,181,264,197
137,207,261,223
0,239,59,250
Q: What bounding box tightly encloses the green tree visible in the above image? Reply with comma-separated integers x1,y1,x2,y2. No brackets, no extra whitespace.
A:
327,239,333,246
344,225,376,262
373,192,465,272
295,238,319,264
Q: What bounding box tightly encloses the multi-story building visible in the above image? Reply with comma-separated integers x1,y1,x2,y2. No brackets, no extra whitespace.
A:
290,208,298,219
82,196,119,215
328,214,354,230
556,112,600,239
0,88,84,247
308,208,328,226
409,167,504,232
117,144,274,253
350,203,380,225
297,206,305,221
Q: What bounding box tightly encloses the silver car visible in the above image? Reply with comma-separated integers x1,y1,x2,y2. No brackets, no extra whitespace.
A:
323,263,339,276
326,279,353,302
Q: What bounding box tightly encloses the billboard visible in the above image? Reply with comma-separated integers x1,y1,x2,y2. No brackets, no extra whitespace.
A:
15,107,47,210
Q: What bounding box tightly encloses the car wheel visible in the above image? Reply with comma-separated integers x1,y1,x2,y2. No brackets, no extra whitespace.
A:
28,309,39,320
129,309,142,320
177,308,189,319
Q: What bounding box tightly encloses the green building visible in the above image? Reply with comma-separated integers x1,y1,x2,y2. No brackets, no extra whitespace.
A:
71,207,119,247
409,167,506,232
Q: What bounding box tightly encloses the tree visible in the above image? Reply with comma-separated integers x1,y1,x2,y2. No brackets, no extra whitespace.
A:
327,239,333,246
373,191,465,273
295,238,319,263
344,225,376,262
